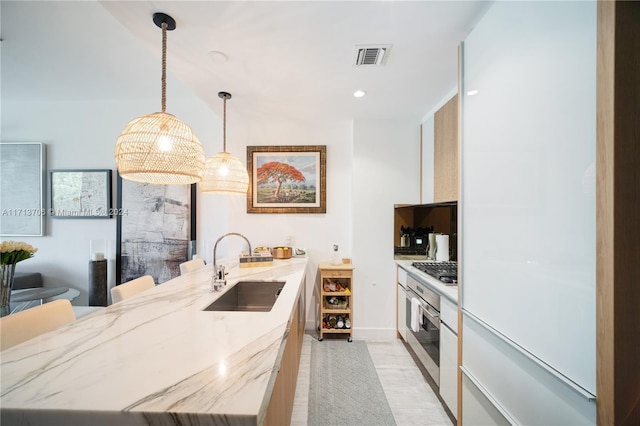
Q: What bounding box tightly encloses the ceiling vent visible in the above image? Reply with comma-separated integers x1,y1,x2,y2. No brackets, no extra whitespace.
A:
354,44,392,67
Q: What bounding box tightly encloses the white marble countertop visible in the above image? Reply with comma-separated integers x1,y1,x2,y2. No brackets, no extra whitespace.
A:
395,259,459,303
1,257,308,426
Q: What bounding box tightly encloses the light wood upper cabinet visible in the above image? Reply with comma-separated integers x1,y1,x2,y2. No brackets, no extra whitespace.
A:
434,94,459,202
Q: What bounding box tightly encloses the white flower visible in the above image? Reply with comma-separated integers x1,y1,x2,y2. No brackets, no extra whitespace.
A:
0,240,38,265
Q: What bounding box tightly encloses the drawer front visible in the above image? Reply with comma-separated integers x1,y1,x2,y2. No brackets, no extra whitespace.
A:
441,298,458,332
462,317,596,425
322,270,352,279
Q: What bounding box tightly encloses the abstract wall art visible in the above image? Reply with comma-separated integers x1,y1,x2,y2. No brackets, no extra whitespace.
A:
115,174,196,285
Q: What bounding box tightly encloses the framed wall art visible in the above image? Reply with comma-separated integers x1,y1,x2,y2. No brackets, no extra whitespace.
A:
49,169,112,218
247,145,326,213
115,174,196,285
0,142,46,236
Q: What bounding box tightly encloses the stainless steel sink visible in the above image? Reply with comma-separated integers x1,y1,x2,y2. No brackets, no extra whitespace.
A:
203,280,286,312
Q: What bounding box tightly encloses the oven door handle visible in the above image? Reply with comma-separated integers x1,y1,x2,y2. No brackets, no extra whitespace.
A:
422,305,440,328
406,287,421,304
406,288,440,327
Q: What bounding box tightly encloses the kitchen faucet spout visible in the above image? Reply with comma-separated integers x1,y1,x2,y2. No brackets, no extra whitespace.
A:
211,232,252,292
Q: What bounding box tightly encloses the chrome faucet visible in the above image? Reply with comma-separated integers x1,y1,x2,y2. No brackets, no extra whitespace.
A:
211,232,252,292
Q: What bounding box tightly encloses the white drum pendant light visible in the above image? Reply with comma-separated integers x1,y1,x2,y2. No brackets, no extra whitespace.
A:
115,13,205,185
201,92,249,194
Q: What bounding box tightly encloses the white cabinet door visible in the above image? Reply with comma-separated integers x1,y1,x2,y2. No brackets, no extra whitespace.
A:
440,322,458,418
441,297,457,331
462,374,510,426
461,0,596,396
396,284,406,340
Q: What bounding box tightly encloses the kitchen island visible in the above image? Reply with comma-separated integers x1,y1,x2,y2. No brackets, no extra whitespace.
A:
1,257,307,426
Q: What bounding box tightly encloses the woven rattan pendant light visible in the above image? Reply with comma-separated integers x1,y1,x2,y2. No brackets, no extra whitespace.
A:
115,13,205,185
200,92,249,194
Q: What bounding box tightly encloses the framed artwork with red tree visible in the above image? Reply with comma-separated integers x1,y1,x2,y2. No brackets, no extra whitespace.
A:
247,145,326,213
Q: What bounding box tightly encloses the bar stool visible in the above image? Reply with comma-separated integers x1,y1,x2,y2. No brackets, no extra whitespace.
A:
0,299,76,351
110,275,155,304
179,258,205,274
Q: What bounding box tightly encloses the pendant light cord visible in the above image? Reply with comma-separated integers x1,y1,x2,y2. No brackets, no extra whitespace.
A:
161,22,167,113
222,96,227,152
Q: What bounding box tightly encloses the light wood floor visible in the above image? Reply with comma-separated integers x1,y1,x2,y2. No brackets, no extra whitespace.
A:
291,333,454,426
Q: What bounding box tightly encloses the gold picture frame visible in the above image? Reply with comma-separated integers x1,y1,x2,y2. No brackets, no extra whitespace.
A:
247,145,326,214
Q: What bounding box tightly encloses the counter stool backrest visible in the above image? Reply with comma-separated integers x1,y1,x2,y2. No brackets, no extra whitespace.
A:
0,299,76,351
110,275,155,304
179,258,206,275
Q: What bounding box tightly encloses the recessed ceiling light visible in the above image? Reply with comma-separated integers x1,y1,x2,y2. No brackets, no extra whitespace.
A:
467,89,479,96
353,90,366,98
208,51,228,64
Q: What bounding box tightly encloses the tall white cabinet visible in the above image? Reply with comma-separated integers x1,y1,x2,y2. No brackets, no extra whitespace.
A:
460,2,597,424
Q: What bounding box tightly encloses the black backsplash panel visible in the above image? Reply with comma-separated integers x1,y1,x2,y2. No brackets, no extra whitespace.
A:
394,201,457,261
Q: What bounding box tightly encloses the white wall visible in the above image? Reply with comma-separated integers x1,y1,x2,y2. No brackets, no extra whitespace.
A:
352,119,420,339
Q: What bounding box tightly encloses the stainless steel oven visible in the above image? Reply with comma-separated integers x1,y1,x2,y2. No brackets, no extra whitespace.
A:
405,274,440,386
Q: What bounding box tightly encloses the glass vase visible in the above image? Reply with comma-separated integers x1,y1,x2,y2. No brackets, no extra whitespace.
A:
0,263,16,317
331,244,341,265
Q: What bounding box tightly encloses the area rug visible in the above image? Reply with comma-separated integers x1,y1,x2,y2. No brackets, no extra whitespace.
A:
308,339,397,426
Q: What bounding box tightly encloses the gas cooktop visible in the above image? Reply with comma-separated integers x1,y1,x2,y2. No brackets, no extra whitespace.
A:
412,261,458,285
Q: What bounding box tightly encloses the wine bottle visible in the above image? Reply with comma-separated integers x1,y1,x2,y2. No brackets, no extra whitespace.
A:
328,315,337,328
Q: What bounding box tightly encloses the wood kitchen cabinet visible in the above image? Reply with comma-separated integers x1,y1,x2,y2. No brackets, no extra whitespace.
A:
264,281,305,425
318,262,354,342
419,92,458,204
434,94,459,202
